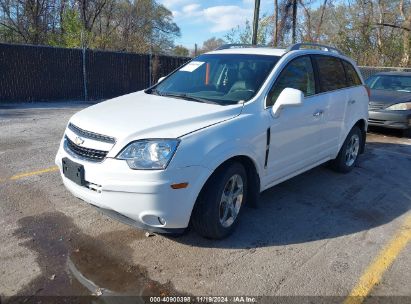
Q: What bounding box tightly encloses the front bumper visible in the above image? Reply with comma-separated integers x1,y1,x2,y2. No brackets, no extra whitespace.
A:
55,146,211,232
368,110,411,130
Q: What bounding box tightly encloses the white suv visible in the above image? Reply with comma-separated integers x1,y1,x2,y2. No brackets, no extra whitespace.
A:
56,43,369,239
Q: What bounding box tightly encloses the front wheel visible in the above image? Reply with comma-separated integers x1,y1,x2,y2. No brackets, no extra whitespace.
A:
191,162,247,239
330,126,362,173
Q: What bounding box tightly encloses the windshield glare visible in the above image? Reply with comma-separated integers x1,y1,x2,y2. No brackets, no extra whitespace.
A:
151,54,280,105
366,75,411,93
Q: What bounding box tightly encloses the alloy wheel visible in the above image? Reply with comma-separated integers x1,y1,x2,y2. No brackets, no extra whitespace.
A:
219,174,244,228
345,134,360,166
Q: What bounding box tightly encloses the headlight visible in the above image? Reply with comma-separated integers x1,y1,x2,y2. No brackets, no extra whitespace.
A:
386,102,411,110
117,139,180,170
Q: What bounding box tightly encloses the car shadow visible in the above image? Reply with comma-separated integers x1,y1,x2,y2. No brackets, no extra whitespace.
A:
368,126,409,138
170,141,411,249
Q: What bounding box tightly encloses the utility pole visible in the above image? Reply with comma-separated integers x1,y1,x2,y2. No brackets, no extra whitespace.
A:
252,0,261,45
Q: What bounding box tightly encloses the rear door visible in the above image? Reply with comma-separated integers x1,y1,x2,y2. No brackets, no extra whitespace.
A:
313,55,351,157
341,60,366,136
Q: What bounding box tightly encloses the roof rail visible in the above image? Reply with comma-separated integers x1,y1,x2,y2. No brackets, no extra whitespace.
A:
286,43,343,55
215,44,263,50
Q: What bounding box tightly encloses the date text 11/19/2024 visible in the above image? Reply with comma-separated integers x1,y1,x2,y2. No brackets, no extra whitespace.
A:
149,296,258,303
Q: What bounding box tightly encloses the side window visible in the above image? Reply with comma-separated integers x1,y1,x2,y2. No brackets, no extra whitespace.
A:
267,56,315,107
342,60,362,86
315,55,347,92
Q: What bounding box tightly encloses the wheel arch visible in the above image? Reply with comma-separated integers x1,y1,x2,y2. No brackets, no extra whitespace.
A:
353,118,367,154
194,155,261,215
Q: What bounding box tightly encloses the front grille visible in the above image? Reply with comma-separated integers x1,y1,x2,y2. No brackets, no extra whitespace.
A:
65,136,108,162
68,123,116,144
368,102,386,111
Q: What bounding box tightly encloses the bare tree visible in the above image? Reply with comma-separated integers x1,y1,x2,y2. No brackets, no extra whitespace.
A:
277,0,293,45
315,0,328,42
400,0,411,66
0,0,59,44
299,0,313,41
78,0,108,32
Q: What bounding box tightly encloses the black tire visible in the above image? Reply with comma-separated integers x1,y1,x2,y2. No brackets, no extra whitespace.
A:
330,126,362,173
191,162,248,239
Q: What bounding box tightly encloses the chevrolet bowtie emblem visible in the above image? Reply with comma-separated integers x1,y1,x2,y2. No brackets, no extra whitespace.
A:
74,136,85,145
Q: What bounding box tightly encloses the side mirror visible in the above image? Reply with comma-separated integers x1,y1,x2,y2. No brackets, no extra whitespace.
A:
271,88,304,118
157,76,166,83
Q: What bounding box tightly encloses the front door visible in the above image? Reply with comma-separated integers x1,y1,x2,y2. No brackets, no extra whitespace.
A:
263,55,327,187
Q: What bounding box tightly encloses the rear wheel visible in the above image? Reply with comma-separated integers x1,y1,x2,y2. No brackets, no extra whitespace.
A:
191,162,247,239
330,126,362,173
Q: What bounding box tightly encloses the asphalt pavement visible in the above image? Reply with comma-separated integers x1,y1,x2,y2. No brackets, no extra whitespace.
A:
0,102,410,303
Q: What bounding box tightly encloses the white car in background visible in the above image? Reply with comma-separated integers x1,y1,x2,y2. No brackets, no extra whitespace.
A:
56,43,369,239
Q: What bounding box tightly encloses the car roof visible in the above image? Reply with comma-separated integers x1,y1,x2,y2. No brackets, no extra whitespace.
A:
372,72,411,77
208,47,287,56
206,47,353,63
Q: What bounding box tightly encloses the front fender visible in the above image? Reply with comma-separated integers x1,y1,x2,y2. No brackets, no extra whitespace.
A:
200,142,263,175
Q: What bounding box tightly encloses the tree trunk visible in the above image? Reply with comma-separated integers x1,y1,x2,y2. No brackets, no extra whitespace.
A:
273,0,278,46
292,0,297,43
376,0,384,52
315,0,328,42
400,0,411,66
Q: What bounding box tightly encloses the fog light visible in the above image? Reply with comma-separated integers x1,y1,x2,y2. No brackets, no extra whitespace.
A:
158,217,166,225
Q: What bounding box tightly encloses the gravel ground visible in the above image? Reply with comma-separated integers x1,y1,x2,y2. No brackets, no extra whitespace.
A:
0,102,410,302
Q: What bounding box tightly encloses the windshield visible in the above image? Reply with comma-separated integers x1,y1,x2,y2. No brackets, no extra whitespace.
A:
366,75,411,93
148,54,280,105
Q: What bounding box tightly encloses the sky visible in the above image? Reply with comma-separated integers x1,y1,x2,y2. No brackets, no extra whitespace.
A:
157,0,274,49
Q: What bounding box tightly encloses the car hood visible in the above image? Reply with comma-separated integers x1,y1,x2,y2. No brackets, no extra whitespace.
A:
70,91,243,141
369,89,411,106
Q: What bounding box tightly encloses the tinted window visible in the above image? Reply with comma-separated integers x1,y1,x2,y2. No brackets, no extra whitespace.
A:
267,56,315,107
315,56,347,92
342,60,362,86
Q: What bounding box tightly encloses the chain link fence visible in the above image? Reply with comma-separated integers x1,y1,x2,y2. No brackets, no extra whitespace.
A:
359,66,411,80
0,43,190,103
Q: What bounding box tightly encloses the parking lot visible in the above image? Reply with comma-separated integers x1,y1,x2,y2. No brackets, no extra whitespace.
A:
0,102,410,301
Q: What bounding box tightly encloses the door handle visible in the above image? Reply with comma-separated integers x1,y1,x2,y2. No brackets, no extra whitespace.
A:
313,110,324,117
349,99,356,105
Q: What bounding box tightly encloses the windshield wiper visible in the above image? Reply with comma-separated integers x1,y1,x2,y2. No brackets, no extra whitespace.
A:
146,88,162,96
161,93,217,104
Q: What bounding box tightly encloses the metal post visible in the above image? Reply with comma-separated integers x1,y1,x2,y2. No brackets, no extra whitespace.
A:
149,12,153,87
252,0,261,45
194,43,198,57
82,47,88,101
149,47,152,87
81,30,88,101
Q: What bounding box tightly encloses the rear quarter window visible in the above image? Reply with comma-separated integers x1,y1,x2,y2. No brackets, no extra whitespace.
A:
314,55,347,92
342,60,362,86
